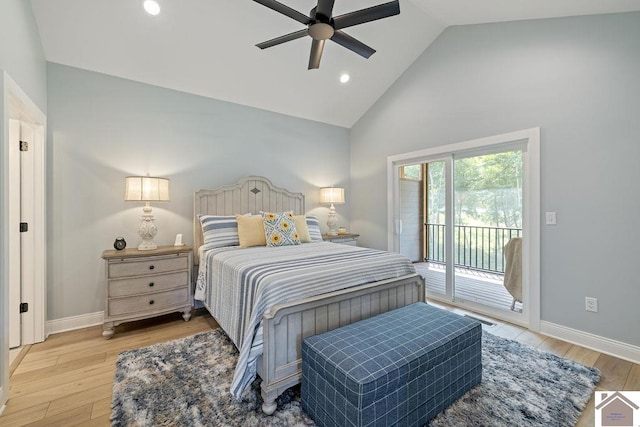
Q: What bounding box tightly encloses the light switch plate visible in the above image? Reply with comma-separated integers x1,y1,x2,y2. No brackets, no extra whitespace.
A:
545,212,557,225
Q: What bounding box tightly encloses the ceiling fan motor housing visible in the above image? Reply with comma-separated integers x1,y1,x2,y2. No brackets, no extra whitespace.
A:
309,22,334,40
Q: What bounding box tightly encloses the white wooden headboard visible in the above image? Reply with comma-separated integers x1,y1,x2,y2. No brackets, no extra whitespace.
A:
193,176,305,255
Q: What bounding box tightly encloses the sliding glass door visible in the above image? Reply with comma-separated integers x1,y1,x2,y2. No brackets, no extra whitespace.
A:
392,129,539,327
451,149,523,312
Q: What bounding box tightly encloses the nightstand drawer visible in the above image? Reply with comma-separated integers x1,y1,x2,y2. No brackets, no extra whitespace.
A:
108,255,189,279
322,233,359,246
108,288,189,317
329,237,357,246
108,271,189,297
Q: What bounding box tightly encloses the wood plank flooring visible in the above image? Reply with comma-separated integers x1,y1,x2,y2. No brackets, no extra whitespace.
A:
1,305,638,426
1,310,217,427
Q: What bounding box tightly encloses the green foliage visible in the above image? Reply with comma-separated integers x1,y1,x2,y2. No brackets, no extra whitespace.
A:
426,151,523,228
401,164,422,180
454,151,522,228
427,161,445,224
422,151,523,272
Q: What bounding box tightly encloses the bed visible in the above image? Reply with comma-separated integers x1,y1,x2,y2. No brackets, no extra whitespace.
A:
194,176,425,414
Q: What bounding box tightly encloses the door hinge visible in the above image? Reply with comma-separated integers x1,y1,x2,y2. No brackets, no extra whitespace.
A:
19,140,28,152
20,222,28,232
20,302,28,313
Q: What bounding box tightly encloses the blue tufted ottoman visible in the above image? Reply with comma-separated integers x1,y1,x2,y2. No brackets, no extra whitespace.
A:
301,302,482,427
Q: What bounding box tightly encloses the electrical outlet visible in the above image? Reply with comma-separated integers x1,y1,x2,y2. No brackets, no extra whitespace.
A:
585,297,598,312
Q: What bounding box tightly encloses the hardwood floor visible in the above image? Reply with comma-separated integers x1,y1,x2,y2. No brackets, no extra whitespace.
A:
1,310,218,427
1,305,638,426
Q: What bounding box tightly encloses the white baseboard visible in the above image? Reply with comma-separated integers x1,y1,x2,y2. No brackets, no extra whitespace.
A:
46,311,104,336
540,320,640,365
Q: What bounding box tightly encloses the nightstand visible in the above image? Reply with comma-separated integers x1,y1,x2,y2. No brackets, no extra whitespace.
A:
101,245,193,339
322,233,359,246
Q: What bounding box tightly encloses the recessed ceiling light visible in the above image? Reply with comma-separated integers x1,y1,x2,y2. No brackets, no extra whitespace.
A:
144,0,160,16
340,73,350,84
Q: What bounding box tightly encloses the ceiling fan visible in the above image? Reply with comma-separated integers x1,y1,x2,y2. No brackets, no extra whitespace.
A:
253,0,401,70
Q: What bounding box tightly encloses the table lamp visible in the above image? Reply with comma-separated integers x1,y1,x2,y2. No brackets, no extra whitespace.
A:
320,187,345,236
125,175,170,250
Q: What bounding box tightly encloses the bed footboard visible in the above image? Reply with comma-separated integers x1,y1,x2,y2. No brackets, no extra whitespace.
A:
257,273,425,415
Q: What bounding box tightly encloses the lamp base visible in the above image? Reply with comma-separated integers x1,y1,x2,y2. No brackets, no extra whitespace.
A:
137,212,158,251
138,239,158,251
326,204,338,236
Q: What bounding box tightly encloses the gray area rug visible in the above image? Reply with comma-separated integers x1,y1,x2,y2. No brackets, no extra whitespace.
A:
112,328,600,426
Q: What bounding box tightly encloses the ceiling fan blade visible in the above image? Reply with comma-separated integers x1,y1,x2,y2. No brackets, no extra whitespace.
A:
330,30,375,58
308,39,325,69
316,0,335,20
256,29,309,49
333,0,400,30
253,0,310,25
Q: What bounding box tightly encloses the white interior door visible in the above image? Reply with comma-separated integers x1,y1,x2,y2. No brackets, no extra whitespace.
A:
8,120,38,349
20,122,36,344
8,120,21,348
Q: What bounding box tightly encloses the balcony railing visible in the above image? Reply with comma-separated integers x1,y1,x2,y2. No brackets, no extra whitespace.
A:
426,223,522,273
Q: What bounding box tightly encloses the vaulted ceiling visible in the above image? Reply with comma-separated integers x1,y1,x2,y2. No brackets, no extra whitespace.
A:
30,0,640,127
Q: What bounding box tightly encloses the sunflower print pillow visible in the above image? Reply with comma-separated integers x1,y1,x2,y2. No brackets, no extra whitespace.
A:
262,211,301,247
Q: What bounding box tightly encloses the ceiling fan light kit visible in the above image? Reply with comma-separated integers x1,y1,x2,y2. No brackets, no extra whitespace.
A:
253,0,400,70
309,23,334,40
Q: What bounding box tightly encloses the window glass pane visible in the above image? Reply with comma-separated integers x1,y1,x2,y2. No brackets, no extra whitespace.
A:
400,164,422,180
454,150,523,231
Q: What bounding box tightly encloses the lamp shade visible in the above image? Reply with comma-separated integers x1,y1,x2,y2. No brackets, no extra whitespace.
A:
320,187,345,204
125,176,170,202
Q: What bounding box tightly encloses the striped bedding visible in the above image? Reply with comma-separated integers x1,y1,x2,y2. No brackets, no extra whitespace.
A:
194,241,416,399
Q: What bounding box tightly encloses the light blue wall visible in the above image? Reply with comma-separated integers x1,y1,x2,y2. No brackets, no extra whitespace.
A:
0,0,47,113
46,63,350,319
351,12,640,346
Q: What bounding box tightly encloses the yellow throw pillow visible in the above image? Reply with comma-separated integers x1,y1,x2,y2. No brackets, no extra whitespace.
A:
236,214,266,248
293,215,312,243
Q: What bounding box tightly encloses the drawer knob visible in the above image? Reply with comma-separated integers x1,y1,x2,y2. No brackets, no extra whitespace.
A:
149,300,155,305
148,282,155,287
149,265,155,270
